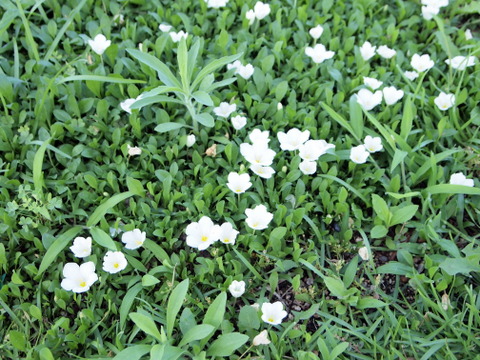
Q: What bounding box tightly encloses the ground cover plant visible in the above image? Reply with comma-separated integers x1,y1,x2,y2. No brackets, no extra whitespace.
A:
1,0,480,358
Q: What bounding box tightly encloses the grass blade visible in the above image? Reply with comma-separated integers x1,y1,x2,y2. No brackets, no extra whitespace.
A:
86,191,136,227
166,278,189,338
58,75,146,84
33,138,51,198
191,52,243,91
15,0,40,62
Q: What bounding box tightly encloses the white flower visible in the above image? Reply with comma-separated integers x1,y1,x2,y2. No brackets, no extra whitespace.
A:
121,229,146,250
253,1,271,20
185,216,221,251
88,34,111,55
298,140,335,162
449,173,474,187
103,251,128,274
359,41,376,61
277,102,283,110
120,98,136,114
445,56,476,70
237,64,255,79
250,164,275,179
219,222,239,245
245,9,256,25
305,44,335,64
355,89,383,111
404,71,419,81
434,92,455,111
382,86,404,105
228,280,245,297
261,302,288,325
248,129,270,146
69,237,92,258
245,204,273,230
253,330,271,346
61,262,98,293
186,134,196,147
309,25,324,39
206,0,228,8
299,161,317,175
231,115,247,130
169,31,188,43
227,60,242,71
465,29,473,41
410,54,434,73
214,102,236,118
159,23,172,32
227,172,252,194
422,5,440,20
377,45,396,59
240,143,276,166
363,77,383,90
358,246,370,261
350,145,370,164
363,136,383,153
277,128,310,151
127,145,142,156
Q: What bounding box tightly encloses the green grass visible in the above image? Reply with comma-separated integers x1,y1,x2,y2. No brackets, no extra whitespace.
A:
1,0,480,359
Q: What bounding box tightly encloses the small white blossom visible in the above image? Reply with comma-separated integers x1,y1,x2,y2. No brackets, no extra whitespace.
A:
359,41,376,61
248,129,270,146
382,86,404,105
127,145,142,156
434,92,455,111
227,172,252,194
186,134,196,147
449,172,474,187
237,64,255,79
231,115,247,130
404,71,419,81
363,77,383,90
363,136,383,153
299,161,317,175
88,34,111,55
185,216,221,251
159,23,172,32
445,56,476,71
309,25,324,39
422,5,440,20
122,229,146,250
61,262,98,293
228,280,246,297
240,143,275,166
465,29,473,41
305,44,335,64
350,145,369,164
103,251,128,274
356,89,383,111
206,0,228,8
298,140,334,162
70,237,92,258
214,102,236,118
250,164,275,179
277,102,283,110
410,54,434,73
277,128,310,151
253,1,271,20
169,31,188,43
245,204,273,230
253,330,271,346
377,45,396,59
219,222,239,245
422,0,448,7
245,9,256,25
261,302,288,325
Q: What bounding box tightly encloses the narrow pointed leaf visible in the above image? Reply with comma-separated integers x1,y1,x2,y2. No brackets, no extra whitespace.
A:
127,49,181,88
166,279,190,338
191,52,243,90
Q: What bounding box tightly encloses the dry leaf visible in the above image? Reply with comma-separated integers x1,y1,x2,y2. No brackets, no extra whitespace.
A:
205,144,217,157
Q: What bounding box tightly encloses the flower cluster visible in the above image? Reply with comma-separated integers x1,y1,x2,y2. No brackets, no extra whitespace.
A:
245,1,271,24
158,23,188,43
350,136,383,164
359,41,396,61
421,0,449,20
186,216,239,250
228,60,255,80
357,78,404,110
61,229,146,293
240,129,276,179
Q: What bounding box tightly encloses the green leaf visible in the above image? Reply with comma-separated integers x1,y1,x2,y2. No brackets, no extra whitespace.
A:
439,257,480,276
9,330,26,351
191,52,243,91
154,122,185,133
371,194,391,226
292,303,320,320
206,333,249,357
39,348,55,360
275,80,288,101
130,95,183,109
142,274,160,287
130,312,162,342
113,345,152,360
192,91,213,106
150,344,184,360
330,342,349,360
166,279,190,338
321,102,358,141
371,225,388,239
376,262,413,275
203,292,226,329
343,256,358,288
349,97,363,139
90,227,118,251
356,298,387,309
120,283,143,329
194,113,215,127
138,86,184,100
187,38,202,83
33,138,51,198
177,324,215,347
425,184,480,195
86,191,136,227
238,305,260,330
127,49,182,88
37,226,83,276
58,75,146,84
390,149,408,173
324,277,348,298
390,204,418,226
177,38,189,91
400,96,414,139
127,177,145,197
269,227,286,253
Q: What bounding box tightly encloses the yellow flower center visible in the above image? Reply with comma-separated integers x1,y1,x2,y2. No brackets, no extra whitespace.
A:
224,239,230,243
252,223,259,228
201,236,208,242
268,317,274,323
80,281,87,287
136,240,143,245
114,263,119,268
